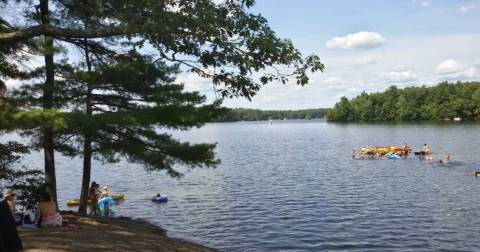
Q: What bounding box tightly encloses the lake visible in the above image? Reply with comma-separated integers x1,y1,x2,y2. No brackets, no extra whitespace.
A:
12,120,480,251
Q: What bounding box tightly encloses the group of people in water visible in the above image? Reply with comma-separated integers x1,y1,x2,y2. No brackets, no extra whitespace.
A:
416,144,451,163
353,143,452,163
88,181,114,215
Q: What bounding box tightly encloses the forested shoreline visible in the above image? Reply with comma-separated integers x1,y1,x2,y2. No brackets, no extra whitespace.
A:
216,108,329,122
327,81,480,122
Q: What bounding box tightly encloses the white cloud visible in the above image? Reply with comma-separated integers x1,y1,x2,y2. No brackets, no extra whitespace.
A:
323,77,344,86
181,34,480,109
176,72,219,103
177,72,214,92
420,0,432,7
459,3,477,13
436,59,465,75
463,67,477,78
381,68,418,83
5,79,22,89
435,59,478,79
411,0,432,7
326,31,386,50
355,56,376,65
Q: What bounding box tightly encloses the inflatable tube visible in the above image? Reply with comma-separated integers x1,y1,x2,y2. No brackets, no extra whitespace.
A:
152,195,168,203
98,197,115,209
386,153,400,159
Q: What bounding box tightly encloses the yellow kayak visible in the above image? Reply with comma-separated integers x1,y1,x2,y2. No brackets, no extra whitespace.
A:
66,193,125,207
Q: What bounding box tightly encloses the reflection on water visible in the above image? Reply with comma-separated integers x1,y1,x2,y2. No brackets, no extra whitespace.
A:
7,120,480,251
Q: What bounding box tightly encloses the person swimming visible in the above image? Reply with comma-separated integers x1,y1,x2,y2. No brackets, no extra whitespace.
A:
152,193,167,202
440,153,451,164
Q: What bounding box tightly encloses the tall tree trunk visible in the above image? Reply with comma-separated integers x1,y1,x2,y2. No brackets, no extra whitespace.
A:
79,35,93,213
40,0,57,208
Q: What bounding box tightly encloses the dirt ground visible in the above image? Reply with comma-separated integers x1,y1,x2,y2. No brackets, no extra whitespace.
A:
18,212,216,252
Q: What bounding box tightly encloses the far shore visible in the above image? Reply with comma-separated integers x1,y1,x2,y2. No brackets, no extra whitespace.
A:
18,211,216,252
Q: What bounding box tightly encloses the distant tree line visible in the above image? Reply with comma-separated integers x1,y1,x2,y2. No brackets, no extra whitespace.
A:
216,108,329,122
327,81,480,122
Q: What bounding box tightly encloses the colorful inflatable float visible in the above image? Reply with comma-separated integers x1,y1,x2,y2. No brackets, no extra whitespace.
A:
361,146,411,155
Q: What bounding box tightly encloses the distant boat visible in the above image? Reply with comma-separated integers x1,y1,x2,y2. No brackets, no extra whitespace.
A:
453,117,461,121
268,119,273,124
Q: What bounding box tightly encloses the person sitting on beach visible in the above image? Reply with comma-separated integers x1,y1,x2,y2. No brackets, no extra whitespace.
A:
88,182,100,215
35,185,62,228
3,189,16,219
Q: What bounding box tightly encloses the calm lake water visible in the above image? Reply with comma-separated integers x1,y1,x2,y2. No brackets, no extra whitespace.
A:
11,120,480,251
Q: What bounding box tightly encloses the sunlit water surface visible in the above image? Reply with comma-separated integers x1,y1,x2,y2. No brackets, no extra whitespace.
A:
8,120,480,251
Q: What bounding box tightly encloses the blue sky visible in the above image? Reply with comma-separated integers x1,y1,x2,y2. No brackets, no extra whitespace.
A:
181,0,480,109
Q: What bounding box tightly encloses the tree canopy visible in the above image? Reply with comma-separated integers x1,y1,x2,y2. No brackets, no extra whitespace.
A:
0,0,324,210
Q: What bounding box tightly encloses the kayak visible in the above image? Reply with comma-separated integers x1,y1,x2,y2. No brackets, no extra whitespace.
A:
66,193,125,207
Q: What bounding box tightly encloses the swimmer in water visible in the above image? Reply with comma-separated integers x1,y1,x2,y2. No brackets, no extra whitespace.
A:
440,153,451,164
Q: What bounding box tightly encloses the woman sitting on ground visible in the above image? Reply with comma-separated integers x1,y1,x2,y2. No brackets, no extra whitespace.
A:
35,185,62,228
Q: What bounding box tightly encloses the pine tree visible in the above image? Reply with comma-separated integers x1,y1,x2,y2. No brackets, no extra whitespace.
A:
0,0,324,210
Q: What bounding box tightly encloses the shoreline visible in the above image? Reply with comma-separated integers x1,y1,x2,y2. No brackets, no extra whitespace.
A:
18,211,216,252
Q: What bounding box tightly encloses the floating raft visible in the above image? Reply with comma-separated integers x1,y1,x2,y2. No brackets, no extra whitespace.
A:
361,146,412,155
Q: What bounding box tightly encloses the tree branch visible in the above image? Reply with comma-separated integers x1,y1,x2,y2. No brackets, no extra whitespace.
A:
0,24,131,43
